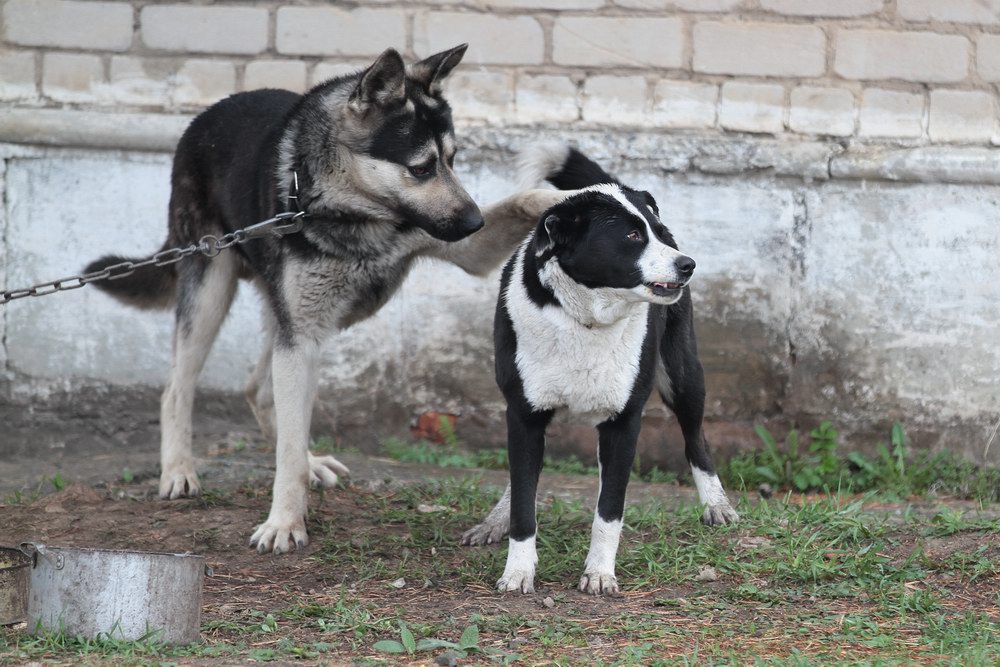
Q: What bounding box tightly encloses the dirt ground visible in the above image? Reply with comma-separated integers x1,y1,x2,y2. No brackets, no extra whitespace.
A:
1,427,998,665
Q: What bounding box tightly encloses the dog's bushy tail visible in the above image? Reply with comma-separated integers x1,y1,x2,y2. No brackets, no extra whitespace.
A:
83,246,177,311
517,141,620,191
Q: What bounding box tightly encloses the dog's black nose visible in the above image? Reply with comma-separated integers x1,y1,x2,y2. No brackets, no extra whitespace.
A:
675,256,696,277
459,206,484,235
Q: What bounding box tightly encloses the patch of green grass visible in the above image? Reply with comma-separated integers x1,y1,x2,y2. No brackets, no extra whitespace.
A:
724,421,1000,503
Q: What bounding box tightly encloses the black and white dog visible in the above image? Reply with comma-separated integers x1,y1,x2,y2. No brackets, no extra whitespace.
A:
464,145,739,594
85,45,572,554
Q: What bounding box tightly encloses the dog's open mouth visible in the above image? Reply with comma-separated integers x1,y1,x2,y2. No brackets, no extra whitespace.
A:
647,281,684,297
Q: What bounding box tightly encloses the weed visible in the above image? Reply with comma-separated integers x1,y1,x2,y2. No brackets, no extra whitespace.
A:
725,421,1000,502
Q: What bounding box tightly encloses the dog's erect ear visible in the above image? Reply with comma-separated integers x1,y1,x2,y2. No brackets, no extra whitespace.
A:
351,48,407,111
535,213,578,256
642,191,659,216
408,43,468,94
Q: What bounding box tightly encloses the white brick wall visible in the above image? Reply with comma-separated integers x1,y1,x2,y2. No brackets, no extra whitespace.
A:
0,51,36,101
276,7,406,57
693,21,827,77
516,75,580,124
173,60,236,107
553,17,683,68
3,0,133,51
789,86,855,136
859,89,925,139
835,30,970,83
651,81,718,129
898,0,1000,25
719,82,785,134
141,5,269,55
415,13,544,65
928,90,996,143
760,0,884,17
2,0,1000,146
582,76,649,125
245,61,308,94
42,53,104,104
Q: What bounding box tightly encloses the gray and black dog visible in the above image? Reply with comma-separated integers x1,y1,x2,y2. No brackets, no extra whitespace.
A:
87,45,573,554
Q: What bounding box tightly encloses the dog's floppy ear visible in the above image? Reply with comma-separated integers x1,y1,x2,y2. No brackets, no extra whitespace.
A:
351,48,407,111
409,43,468,94
534,212,578,256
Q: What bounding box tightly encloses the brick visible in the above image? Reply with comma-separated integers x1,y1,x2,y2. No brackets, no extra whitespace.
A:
899,0,1000,25
43,53,103,103
789,86,855,136
441,71,515,122
835,30,969,83
976,35,1000,82
858,89,924,138
3,0,132,51
553,17,683,68
650,80,717,129
141,5,268,55
615,0,744,9
485,0,605,8
582,76,649,126
760,0,883,17
109,56,172,106
929,90,995,143
245,61,308,94
414,13,544,65
694,21,826,77
311,63,368,87
719,82,785,134
172,60,236,107
516,75,579,124
0,51,37,101
276,7,406,57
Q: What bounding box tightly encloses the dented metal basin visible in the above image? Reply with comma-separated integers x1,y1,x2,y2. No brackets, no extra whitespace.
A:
22,544,204,644
0,546,31,625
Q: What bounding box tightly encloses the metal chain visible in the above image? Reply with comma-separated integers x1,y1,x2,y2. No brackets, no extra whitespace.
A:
0,211,306,306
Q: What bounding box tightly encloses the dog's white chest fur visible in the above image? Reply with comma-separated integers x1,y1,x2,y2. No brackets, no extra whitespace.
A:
505,247,648,421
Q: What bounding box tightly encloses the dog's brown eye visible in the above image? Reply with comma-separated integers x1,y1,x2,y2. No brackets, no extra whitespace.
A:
626,230,642,241
408,163,434,178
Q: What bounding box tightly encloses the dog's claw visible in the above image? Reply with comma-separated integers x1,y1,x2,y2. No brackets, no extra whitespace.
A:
701,504,740,526
158,468,201,500
250,519,309,555
579,572,619,595
461,521,508,546
308,452,349,489
497,570,535,594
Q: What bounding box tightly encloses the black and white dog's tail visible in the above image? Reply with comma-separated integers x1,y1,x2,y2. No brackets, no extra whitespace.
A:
517,141,621,191
83,246,178,310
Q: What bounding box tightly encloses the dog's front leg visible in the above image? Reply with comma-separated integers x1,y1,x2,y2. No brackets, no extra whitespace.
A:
497,407,551,594
580,409,642,595
429,189,583,276
249,337,320,554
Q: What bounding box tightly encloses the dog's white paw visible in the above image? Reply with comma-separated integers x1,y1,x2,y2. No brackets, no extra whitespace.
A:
702,504,740,526
308,452,349,489
159,466,201,499
249,517,309,555
579,571,619,595
461,519,508,546
497,568,536,594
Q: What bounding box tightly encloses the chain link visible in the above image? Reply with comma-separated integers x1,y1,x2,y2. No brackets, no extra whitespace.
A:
1,211,306,306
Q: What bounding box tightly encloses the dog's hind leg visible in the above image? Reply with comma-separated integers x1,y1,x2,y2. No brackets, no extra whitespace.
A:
160,252,239,499
243,304,349,487
658,314,739,526
245,303,277,443
250,335,321,554
461,483,511,546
